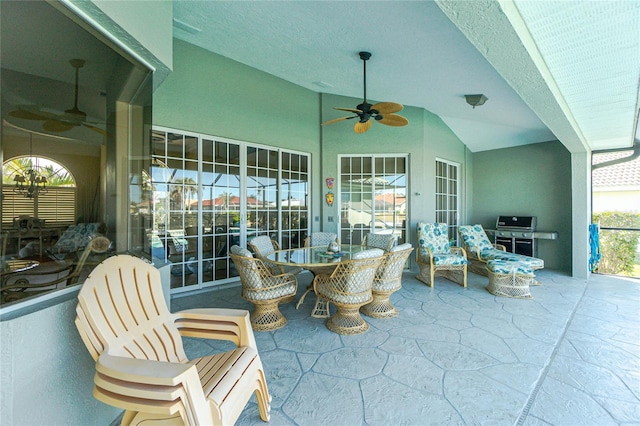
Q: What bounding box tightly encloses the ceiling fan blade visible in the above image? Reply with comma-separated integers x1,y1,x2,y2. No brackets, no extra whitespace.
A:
322,115,357,126
42,119,75,132
372,102,404,114
334,107,363,114
9,107,52,121
354,119,373,134
83,123,108,136
377,113,409,127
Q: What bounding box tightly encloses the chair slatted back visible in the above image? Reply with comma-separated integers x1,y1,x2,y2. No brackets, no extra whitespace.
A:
76,255,187,364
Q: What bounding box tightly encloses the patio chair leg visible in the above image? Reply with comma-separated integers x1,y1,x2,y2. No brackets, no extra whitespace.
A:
361,293,398,318
251,301,288,331
326,305,369,335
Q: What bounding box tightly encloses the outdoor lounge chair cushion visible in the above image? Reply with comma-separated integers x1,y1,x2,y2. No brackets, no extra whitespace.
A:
417,222,451,254
458,224,543,269
364,233,397,251
50,223,102,254
417,223,468,266
457,224,494,254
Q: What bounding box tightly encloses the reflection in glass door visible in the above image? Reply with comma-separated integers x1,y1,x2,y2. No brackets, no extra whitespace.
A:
151,128,310,292
202,138,241,282
151,131,200,290
435,159,460,242
339,155,408,247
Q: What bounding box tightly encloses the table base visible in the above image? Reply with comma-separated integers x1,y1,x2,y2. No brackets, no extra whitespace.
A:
296,287,330,318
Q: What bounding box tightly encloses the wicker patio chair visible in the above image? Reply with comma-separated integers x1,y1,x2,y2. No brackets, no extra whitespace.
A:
362,232,397,251
75,254,271,425
313,248,384,335
458,224,544,277
230,245,298,331
304,232,338,248
361,243,413,318
416,222,468,287
248,235,302,275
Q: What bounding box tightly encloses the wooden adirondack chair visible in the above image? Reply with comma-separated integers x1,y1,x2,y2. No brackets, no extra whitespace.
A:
75,255,271,425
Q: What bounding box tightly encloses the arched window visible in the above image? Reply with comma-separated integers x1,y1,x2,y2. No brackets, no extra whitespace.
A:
2,156,76,226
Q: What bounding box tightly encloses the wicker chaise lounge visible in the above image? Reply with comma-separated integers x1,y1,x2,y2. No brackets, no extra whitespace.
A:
458,224,544,277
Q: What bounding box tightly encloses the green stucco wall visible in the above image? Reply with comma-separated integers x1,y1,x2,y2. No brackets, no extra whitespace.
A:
153,40,324,222
153,41,471,239
320,93,470,239
471,141,572,272
154,40,320,151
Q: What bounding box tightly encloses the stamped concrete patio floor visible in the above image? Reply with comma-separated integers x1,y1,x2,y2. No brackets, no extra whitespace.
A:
171,268,640,426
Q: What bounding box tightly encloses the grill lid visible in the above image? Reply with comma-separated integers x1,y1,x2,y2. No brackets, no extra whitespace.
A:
496,216,537,230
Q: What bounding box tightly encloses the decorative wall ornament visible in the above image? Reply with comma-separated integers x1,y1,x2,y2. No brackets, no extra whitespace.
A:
325,192,334,206
325,177,335,189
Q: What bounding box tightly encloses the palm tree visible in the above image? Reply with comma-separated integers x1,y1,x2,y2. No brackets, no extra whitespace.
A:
170,177,197,211
2,156,75,187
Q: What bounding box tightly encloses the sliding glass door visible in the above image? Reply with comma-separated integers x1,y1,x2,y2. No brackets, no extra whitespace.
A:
151,128,309,292
339,155,408,246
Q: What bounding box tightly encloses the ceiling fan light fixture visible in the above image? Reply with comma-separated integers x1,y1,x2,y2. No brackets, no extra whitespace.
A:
465,94,488,108
321,51,408,133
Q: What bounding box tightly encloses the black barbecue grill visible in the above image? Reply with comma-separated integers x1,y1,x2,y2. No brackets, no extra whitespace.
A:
492,215,558,258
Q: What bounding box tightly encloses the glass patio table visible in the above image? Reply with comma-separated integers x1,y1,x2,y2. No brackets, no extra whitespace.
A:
1,259,39,286
266,245,368,317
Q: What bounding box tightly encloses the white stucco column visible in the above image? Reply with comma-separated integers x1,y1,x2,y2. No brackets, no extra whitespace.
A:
572,152,591,279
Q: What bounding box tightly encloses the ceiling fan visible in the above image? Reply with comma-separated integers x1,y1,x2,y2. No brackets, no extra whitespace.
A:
322,51,409,134
9,59,107,136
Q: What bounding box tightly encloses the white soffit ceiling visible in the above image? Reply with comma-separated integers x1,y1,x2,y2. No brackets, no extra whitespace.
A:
513,0,640,151
172,0,555,152
172,0,639,153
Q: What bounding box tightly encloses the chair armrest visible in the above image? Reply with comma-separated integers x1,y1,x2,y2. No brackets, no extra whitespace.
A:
173,308,257,349
95,351,212,422
450,246,468,258
493,244,507,251
415,246,434,265
97,351,194,385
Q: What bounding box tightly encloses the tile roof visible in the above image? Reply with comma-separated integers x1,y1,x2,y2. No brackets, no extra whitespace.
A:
592,151,640,187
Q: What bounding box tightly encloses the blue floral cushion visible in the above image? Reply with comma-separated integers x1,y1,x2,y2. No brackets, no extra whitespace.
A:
487,259,534,275
433,253,469,266
458,225,494,253
416,222,450,254
51,222,102,254
481,249,544,269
